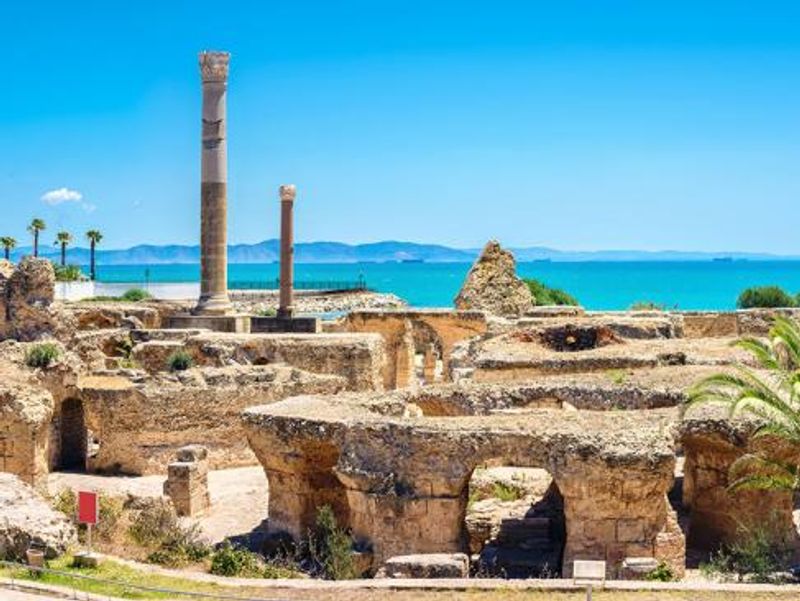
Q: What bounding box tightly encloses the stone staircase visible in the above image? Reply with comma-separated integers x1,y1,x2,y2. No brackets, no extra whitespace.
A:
476,513,563,578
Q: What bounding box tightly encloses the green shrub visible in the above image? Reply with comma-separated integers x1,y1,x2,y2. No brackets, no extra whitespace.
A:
26,343,60,368
166,350,193,372
121,288,152,302
308,505,356,580
491,481,525,502
645,561,675,582
210,542,264,577
129,499,209,566
701,525,792,582
523,279,578,307
629,300,665,311
52,263,86,282
737,286,797,309
257,307,277,317
128,499,179,547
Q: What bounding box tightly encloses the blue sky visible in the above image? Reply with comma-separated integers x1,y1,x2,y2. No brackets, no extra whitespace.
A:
2,1,800,252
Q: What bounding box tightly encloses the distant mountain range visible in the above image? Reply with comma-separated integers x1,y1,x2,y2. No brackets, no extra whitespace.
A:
9,240,800,265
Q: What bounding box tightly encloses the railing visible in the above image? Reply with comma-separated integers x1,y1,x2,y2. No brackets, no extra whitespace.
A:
230,276,367,292
0,559,293,601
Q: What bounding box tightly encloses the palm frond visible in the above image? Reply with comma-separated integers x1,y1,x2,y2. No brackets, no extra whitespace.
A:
735,337,781,371
728,453,799,492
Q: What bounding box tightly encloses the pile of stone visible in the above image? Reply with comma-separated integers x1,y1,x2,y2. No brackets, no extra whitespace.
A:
231,290,407,316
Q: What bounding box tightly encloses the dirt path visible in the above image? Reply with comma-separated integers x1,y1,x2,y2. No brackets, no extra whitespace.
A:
47,466,269,543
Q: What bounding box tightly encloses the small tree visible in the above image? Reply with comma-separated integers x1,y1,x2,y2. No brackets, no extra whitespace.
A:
55,231,73,266
27,218,46,257
86,229,103,281
0,236,16,261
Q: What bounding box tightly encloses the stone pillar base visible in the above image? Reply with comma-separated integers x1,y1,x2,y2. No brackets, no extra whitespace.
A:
193,294,232,316
164,445,211,518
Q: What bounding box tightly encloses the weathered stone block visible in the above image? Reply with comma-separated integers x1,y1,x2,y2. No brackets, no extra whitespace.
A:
376,553,469,579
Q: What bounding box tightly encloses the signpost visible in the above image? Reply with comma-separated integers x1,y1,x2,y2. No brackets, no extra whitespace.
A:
573,559,606,601
76,490,100,566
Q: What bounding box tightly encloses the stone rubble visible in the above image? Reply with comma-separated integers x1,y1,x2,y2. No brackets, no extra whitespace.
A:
0,473,77,559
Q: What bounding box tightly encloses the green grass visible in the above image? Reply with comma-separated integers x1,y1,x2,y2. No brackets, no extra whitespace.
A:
85,288,153,303
0,555,234,599
4,556,800,600
629,300,666,311
25,343,60,368
606,369,628,385
491,481,525,502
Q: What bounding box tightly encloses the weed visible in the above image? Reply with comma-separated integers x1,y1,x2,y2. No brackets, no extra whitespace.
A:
166,350,193,372
26,343,60,368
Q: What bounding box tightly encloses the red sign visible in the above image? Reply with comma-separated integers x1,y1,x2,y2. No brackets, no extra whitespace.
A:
77,491,98,525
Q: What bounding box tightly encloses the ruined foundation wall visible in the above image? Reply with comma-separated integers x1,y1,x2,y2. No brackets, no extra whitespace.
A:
177,332,387,392
80,367,346,475
343,311,488,388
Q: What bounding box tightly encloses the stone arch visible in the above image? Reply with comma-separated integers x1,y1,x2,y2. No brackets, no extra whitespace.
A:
58,398,87,471
411,319,445,385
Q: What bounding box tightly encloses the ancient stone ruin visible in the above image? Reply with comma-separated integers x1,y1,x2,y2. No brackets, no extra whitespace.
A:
2,250,798,580
454,240,533,317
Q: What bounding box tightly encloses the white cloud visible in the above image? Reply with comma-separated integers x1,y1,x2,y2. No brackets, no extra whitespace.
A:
81,202,97,213
41,187,83,205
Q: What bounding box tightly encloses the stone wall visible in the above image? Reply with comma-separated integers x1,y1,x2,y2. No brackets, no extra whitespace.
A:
79,366,346,475
128,332,386,392
0,340,81,490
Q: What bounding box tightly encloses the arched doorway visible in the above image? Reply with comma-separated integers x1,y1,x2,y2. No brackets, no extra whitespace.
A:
59,398,87,471
466,463,566,578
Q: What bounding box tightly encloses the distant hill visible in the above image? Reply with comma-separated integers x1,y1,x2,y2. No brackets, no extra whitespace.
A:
8,240,800,264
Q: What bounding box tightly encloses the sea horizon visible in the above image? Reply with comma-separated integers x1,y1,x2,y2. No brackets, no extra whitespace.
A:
79,260,800,311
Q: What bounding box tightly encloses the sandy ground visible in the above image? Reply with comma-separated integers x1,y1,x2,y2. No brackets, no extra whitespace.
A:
47,466,269,543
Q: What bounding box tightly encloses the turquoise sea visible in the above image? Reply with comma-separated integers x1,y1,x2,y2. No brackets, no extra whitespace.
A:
92,261,800,311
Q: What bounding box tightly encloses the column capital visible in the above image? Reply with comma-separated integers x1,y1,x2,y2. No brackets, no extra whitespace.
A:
279,184,297,202
199,51,230,83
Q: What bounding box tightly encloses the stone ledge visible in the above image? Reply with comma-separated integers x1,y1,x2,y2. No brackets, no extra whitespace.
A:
167,314,251,333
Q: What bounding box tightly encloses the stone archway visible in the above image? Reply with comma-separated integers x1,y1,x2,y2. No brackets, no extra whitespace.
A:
466,462,566,577
59,398,87,471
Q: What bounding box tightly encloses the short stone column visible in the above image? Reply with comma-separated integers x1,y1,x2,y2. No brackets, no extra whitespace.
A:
164,445,211,517
422,344,437,384
278,184,296,319
194,51,232,316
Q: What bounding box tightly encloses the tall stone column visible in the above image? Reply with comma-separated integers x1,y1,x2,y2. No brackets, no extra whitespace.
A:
278,184,296,319
194,51,232,316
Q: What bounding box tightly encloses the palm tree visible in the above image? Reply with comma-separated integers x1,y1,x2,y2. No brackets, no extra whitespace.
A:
687,316,800,491
85,229,103,281
55,231,73,266
27,218,46,257
0,237,16,261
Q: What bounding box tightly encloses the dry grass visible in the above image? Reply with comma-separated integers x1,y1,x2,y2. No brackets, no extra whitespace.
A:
260,591,800,601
